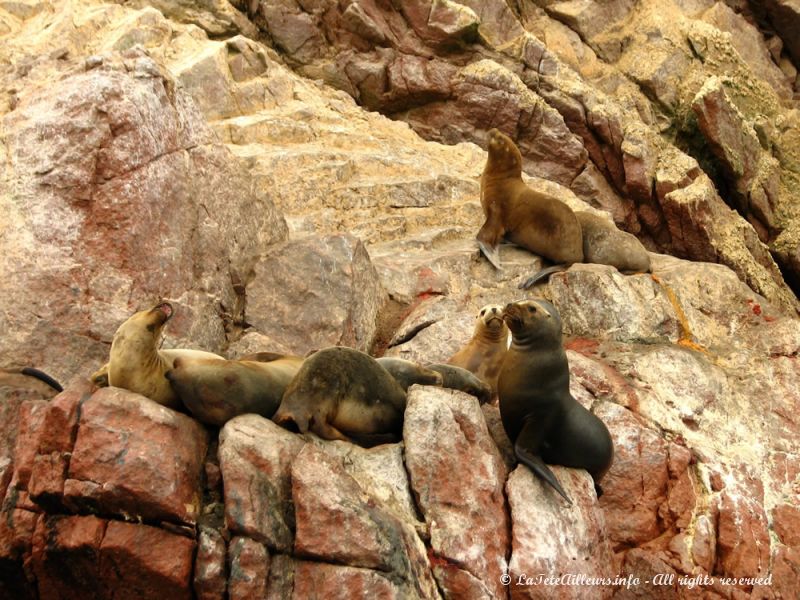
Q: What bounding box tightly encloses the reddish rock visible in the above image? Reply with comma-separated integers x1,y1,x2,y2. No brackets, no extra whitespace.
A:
291,444,438,598
4,400,49,508
596,403,669,547
0,508,40,599
99,521,195,600
612,549,677,600
228,536,269,600
403,386,509,599
245,234,387,354
772,504,800,547
63,388,208,527
506,466,613,600
218,415,305,552
292,560,404,599
194,527,227,600
771,545,800,600
716,489,770,578
30,515,194,600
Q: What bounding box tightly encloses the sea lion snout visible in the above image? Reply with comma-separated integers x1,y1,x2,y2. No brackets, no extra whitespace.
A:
153,302,173,321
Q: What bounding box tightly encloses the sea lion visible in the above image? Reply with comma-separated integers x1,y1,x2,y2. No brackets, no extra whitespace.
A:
478,129,651,288
375,357,443,391
1,367,63,396
165,354,304,426
426,363,492,405
447,304,509,397
478,128,583,274
105,302,223,409
274,347,407,445
498,299,614,504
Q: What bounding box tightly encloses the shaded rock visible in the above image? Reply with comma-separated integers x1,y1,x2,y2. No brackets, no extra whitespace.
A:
292,560,408,599
61,388,208,527
404,386,509,599
245,234,387,355
506,466,614,600
228,536,269,600
763,0,800,65
612,549,678,600
194,527,227,600
31,515,195,600
218,415,305,553
291,444,438,598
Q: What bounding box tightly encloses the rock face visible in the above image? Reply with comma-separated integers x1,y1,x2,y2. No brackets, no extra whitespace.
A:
1,1,799,599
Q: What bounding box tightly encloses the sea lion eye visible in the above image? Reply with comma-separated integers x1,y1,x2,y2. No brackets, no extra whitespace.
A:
528,305,536,313
480,309,486,316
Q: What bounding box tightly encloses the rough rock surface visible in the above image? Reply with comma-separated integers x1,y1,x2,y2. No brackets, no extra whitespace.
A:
1,1,799,599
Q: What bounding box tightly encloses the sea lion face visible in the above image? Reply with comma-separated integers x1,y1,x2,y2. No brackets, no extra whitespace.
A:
502,300,562,343
112,302,174,351
477,304,505,332
485,128,522,176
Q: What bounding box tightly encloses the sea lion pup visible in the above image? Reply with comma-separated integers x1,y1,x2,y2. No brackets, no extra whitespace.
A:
498,299,613,504
426,363,492,405
1,367,63,394
166,354,303,426
106,302,223,409
477,128,583,274
274,347,408,445
375,357,443,391
447,304,509,397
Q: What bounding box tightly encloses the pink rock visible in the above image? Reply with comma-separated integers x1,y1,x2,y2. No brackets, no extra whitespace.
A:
228,536,269,600
612,549,677,600
403,386,509,599
219,416,306,552
596,403,669,547
770,545,800,600
772,504,800,547
291,444,438,597
245,234,386,354
63,388,208,527
506,466,614,600
194,527,227,600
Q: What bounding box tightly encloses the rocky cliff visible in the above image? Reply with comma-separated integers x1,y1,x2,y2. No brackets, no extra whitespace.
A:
0,0,798,599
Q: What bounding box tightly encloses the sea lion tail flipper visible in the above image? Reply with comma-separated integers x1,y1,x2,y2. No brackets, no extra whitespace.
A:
20,367,64,393
477,241,503,270
518,264,568,289
514,433,573,504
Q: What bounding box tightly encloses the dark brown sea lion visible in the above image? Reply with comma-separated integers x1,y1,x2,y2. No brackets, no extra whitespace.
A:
447,304,509,397
478,128,583,274
274,347,407,445
375,357,443,391
498,299,614,504
426,363,492,405
102,302,223,408
166,354,303,426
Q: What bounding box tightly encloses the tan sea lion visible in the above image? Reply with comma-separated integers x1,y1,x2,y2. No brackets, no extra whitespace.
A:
274,347,408,446
375,357,443,391
478,129,650,288
478,128,583,275
447,304,509,397
104,302,223,409
498,299,614,504
166,354,303,426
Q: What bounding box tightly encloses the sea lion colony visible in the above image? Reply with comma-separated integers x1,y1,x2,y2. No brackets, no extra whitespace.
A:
12,129,660,503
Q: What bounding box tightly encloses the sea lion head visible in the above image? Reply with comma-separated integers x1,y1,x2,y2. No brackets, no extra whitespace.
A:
273,405,313,434
485,128,522,177
112,302,174,352
502,299,562,345
475,304,509,342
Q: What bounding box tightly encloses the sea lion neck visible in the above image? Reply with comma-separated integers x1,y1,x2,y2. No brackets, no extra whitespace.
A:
509,328,562,351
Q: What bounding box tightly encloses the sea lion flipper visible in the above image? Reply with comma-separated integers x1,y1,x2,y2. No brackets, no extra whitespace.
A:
238,351,289,363
20,367,64,393
478,240,503,270
90,363,110,388
515,443,574,504
518,264,568,289
312,420,354,443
